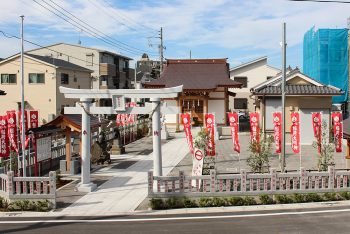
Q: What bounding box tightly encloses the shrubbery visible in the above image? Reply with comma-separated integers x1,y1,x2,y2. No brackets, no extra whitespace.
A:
0,196,53,212
149,192,350,210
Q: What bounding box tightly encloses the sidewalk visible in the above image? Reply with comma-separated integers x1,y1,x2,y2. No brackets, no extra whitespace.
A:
59,132,189,216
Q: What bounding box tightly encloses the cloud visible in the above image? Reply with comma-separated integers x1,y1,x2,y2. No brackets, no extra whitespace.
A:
0,0,349,66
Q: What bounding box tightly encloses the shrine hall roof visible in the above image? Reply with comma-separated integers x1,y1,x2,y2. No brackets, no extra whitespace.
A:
143,59,242,91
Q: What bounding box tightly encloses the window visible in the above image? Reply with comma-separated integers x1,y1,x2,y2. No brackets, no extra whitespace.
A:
234,76,248,88
1,74,17,84
86,53,93,66
61,73,69,84
28,73,45,84
234,98,248,109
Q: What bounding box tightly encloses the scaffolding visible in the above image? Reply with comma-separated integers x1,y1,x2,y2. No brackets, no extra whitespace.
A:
303,27,348,104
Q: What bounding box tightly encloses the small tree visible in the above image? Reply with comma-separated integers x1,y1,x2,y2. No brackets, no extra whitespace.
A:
312,120,335,171
193,128,210,149
247,132,273,173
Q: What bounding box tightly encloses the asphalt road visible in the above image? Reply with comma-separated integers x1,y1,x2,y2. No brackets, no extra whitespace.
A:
1,207,350,234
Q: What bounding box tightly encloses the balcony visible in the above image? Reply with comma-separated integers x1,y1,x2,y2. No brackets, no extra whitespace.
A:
99,63,116,76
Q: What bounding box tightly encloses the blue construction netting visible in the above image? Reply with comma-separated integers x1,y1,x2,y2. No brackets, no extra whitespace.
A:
303,27,348,104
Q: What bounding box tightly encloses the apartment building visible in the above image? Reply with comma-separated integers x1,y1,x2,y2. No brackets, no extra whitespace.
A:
0,53,92,124
29,43,134,105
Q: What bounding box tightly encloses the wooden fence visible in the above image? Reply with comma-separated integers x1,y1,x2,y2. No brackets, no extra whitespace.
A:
148,166,350,198
0,171,56,207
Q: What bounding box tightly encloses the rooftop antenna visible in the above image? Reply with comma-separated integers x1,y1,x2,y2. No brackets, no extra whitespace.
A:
190,50,192,59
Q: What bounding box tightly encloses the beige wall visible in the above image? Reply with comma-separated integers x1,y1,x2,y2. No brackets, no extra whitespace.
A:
29,44,99,88
261,96,332,132
229,59,279,112
0,56,91,125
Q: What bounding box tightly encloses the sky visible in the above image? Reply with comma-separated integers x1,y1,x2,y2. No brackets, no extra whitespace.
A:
0,0,349,70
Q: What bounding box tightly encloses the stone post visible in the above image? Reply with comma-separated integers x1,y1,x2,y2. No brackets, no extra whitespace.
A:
328,166,335,189
7,171,14,195
210,169,216,193
300,167,307,190
240,169,247,192
270,168,277,191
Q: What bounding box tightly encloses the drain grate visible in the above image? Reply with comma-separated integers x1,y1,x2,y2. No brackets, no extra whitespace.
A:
112,160,138,169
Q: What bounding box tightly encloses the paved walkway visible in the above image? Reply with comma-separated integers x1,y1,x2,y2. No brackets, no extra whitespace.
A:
59,133,189,216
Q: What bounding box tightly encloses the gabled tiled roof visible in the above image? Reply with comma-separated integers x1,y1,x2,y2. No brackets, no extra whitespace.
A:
45,114,108,132
253,85,343,96
27,54,93,72
251,68,342,96
143,59,242,91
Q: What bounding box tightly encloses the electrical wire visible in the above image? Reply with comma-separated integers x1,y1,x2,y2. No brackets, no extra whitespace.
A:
100,0,157,33
47,0,158,55
32,0,156,56
87,0,157,35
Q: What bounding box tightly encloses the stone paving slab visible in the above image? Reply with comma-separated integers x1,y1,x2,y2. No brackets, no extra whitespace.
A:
169,134,347,176
59,133,189,216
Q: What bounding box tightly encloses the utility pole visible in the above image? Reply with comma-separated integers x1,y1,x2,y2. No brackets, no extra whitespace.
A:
281,22,287,173
159,27,164,73
20,15,26,177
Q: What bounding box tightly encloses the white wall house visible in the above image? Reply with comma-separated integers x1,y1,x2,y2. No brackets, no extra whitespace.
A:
229,57,280,113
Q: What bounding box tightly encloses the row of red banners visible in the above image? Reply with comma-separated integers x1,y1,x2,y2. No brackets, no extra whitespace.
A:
180,111,343,158
0,110,38,157
116,102,137,127
180,113,217,156
273,111,343,154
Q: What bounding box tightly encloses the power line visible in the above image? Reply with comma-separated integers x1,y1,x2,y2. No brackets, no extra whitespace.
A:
87,0,156,35
47,0,157,55
288,0,350,3
100,0,157,33
32,0,157,56
34,0,145,56
0,30,101,67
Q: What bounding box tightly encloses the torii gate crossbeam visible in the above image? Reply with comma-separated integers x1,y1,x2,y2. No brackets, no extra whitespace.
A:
59,86,183,192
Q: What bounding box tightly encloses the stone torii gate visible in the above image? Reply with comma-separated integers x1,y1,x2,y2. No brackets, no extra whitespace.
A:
59,85,183,192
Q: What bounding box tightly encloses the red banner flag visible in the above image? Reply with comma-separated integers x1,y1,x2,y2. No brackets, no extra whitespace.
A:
204,113,216,156
228,112,240,153
181,113,194,154
273,112,282,154
249,112,260,151
18,110,30,149
290,112,300,154
0,116,9,157
29,110,39,129
116,114,121,127
332,112,343,153
312,112,322,153
6,110,18,153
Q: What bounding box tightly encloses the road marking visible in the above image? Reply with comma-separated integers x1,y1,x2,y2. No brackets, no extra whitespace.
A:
2,208,350,224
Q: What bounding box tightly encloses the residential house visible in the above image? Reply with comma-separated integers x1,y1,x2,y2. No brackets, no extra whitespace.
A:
251,68,343,144
0,53,92,124
28,43,134,105
229,57,280,113
143,59,242,130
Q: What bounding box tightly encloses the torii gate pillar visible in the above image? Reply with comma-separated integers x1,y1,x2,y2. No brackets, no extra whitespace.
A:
79,98,97,192
151,98,162,176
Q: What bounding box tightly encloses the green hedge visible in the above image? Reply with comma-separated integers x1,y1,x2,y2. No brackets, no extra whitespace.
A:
149,192,350,210
0,196,53,212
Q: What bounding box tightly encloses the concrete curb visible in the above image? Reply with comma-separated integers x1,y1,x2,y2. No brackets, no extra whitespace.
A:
1,200,350,218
